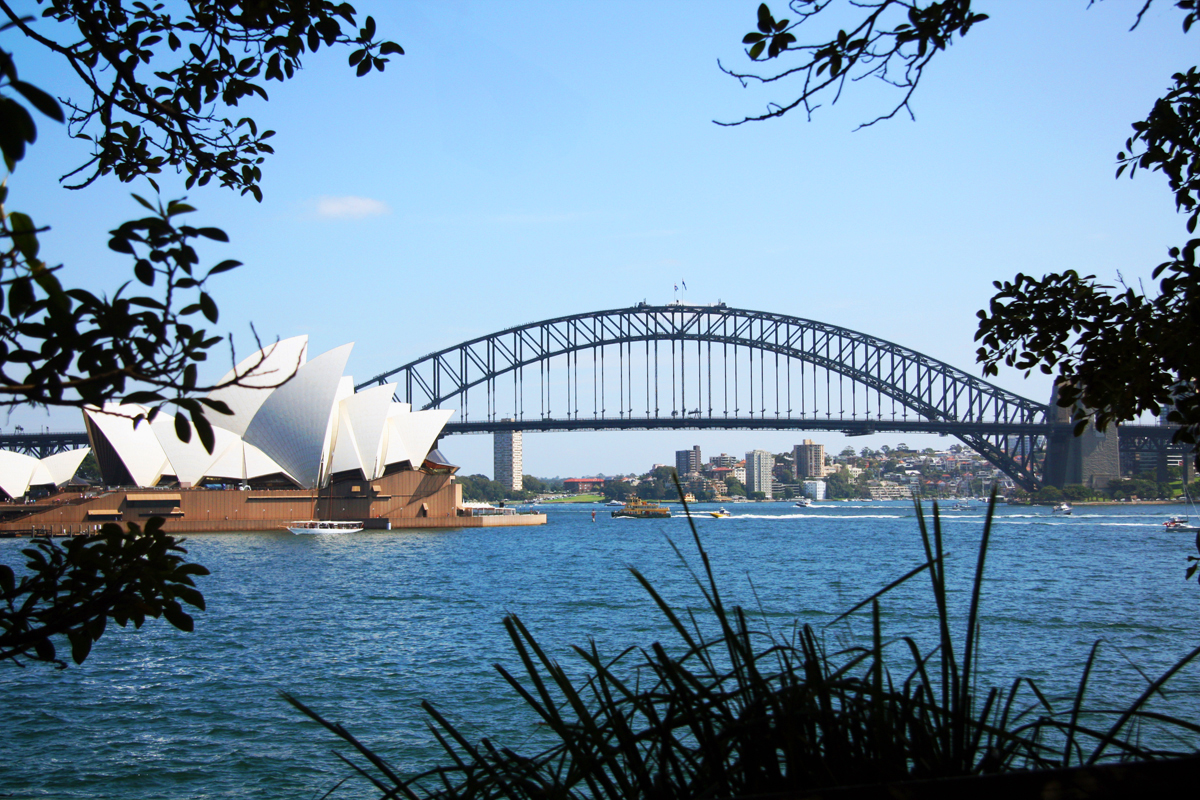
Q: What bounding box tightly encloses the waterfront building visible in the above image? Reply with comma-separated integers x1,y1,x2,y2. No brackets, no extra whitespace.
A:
746,449,774,498
795,439,826,478
802,479,827,501
0,337,546,533
494,419,523,491
82,337,453,490
868,481,913,500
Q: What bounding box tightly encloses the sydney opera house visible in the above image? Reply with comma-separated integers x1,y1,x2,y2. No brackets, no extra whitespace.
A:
0,337,544,533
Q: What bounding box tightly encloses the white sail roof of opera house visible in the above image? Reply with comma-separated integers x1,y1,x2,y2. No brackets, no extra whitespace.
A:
242,343,353,489
81,337,454,489
0,447,91,499
206,335,310,437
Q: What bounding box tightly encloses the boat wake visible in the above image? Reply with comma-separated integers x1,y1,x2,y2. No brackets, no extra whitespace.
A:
714,513,909,520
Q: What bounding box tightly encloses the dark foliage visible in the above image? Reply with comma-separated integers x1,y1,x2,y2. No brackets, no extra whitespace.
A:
521,475,548,495
0,518,208,667
458,474,550,503
459,474,512,504
720,1,988,128
1,0,402,197
2,192,241,447
0,1,401,437
0,2,402,667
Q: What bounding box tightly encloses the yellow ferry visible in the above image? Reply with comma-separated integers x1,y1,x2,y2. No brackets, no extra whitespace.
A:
611,497,672,519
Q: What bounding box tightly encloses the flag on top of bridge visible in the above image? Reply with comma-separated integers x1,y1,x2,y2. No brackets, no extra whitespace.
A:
682,281,687,290
674,284,678,292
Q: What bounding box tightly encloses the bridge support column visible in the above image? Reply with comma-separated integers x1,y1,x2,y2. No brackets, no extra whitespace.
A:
1043,386,1121,490
493,422,523,492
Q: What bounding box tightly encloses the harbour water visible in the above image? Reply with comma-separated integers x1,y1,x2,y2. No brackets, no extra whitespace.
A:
4,500,1200,799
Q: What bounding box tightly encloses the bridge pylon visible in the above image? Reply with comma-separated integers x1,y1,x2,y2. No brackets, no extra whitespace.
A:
1042,385,1121,490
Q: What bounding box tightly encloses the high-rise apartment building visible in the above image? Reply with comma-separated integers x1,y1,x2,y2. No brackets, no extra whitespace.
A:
745,449,774,498
494,420,523,492
710,453,737,468
794,439,826,478
675,445,702,476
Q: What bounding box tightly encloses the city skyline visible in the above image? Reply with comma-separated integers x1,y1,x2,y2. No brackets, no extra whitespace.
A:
519,437,969,481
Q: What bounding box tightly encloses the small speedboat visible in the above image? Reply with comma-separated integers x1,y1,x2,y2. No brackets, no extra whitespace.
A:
709,507,731,518
1165,515,1200,532
605,500,625,507
287,520,364,534
1052,503,1073,515
793,498,813,508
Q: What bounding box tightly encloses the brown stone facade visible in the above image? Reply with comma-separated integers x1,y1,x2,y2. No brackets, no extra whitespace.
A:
0,470,545,534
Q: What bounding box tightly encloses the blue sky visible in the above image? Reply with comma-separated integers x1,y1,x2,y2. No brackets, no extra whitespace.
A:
6,1,1196,478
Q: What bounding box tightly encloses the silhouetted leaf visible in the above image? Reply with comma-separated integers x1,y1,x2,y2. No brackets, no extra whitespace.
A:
757,3,773,33
12,80,64,122
33,637,55,662
161,601,194,632
173,412,191,443
68,630,93,664
205,259,241,277
134,259,154,286
191,407,215,453
7,211,39,261
198,291,218,323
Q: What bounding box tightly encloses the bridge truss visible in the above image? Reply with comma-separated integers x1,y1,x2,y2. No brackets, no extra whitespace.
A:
359,304,1051,489
0,431,90,459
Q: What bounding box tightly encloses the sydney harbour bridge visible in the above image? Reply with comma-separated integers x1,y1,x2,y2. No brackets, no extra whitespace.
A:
355,303,1185,491
1,304,1184,490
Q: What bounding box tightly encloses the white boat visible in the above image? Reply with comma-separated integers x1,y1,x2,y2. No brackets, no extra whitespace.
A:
1166,493,1200,531
709,507,731,518
287,520,364,535
1052,503,1073,515
605,499,625,507
793,498,813,508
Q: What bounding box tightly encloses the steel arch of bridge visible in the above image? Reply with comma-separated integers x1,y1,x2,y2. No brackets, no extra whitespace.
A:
358,303,1051,489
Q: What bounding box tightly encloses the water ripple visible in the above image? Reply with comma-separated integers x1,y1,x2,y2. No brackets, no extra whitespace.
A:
3,500,1199,798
